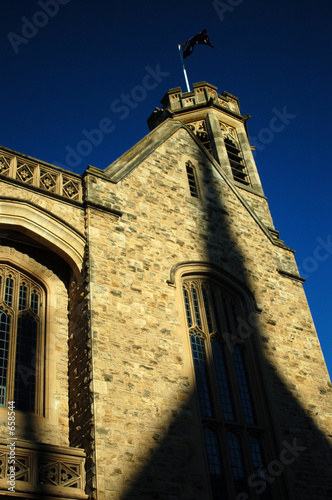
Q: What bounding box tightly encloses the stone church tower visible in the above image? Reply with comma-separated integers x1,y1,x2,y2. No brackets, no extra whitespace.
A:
0,82,331,499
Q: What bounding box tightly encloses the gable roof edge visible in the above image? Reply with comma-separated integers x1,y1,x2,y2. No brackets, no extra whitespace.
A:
209,159,294,251
104,119,186,183
91,118,292,251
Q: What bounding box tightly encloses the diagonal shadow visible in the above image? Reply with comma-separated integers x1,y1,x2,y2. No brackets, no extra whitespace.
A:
2,119,331,499
118,127,332,500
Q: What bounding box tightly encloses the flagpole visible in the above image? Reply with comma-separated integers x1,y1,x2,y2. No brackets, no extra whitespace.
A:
178,44,190,92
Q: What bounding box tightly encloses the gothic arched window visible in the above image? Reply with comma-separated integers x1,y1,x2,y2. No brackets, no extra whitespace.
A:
182,277,271,499
0,264,45,414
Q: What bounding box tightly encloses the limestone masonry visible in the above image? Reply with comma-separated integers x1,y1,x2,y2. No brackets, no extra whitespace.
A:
0,82,331,499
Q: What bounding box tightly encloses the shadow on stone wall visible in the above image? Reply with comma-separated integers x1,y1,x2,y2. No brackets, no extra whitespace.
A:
3,140,331,499
119,149,332,500
68,246,97,498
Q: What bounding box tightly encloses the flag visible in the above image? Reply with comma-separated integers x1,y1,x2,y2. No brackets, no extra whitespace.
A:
180,29,214,59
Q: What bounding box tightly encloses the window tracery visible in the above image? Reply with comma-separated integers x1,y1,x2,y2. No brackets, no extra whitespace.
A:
182,276,270,499
0,264,45,414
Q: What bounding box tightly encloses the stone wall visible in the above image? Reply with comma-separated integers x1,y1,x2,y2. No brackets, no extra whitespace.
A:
0,113,331,499
0,177,86,448
84,127,331,499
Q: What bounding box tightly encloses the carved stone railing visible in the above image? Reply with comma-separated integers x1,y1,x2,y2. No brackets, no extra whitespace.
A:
0,147,82,203
0,440,87,498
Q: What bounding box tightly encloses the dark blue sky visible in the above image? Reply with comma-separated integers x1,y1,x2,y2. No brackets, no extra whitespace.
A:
1,0,331,376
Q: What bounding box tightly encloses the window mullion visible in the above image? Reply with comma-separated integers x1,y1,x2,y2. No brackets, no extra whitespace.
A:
232,345,256,426
213,289,240,423
222,297,247,424
0,265,44,414
224,295,239,340
198,281,225,422
203,338,222,421
6,315,17,407
197,283,209,333
191,282,202,330
35,306,44,415
4,270,16,406
242,434,261,500
182,275,274,499
199,285,226,423
10,274,22,406
187,281,215,418
218,426,237,498
0,308,11,407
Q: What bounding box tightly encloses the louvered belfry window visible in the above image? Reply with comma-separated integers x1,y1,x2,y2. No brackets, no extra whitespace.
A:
0,265,45,413
224,137,249,185
183,277,271,499
186,161,199,198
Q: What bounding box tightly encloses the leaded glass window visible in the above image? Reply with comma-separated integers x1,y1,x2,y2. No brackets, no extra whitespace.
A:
0,309,10,406
248,435,271,499
232,345,255,425
227,432,248,495
204,427,225,499
211,339,234,421
190,333,213,417
182,276,271,499
0,265,44,413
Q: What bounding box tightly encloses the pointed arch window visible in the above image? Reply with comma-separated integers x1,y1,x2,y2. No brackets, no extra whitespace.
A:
182,276,272,499
0,264,45,414
185,161,199,198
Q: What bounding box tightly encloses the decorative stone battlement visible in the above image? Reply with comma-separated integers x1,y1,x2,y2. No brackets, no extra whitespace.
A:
147,82,243,130
0,440,87,498
0,146,82,203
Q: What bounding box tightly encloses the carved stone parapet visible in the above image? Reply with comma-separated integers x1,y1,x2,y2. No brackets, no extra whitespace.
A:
0,148,82,203
0,439,87,498
147,82,242,131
